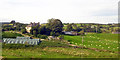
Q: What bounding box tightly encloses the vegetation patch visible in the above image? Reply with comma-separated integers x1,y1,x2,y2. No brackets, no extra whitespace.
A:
2,32,23,38
64,33,119,52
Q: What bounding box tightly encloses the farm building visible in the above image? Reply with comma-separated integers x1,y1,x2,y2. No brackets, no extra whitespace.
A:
63,31,80,35
3,37,41,45
25,22,40,33
112,32,120,34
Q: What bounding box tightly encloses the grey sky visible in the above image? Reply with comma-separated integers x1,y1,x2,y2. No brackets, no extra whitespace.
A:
0,0,119,24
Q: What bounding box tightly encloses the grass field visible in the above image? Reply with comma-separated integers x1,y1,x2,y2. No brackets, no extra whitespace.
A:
2,32,119,58
0,42,2,56
2,32,23,38
2,47,118,58
64,33,119,52
2,39,118,58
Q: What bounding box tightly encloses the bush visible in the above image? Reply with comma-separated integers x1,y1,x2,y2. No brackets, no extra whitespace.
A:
40,35,47,39
2,43,34,49
58,35,64,40
26,33,31,36
68,40,71,42
21,29,27,34
37,34,41,38
2,32,23,38
79,30,85,36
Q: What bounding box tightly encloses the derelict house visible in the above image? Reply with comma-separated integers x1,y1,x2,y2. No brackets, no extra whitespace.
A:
3,37,41,45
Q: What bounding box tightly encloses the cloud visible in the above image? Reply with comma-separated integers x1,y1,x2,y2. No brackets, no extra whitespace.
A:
0,0,119,24
92,8,118,16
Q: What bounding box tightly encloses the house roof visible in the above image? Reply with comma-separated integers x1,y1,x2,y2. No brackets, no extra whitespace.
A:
26,23,40,27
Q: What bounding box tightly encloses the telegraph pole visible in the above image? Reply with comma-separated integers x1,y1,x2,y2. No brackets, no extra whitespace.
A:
82,36,84,49
96,26,97,33
81,36,84,58
82,36,84,44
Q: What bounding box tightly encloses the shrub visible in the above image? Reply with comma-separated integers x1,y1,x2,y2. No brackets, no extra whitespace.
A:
2,44,34,49
40,35,47,39
37,34,41,38
79,30,85,36
68,40,71,42
2,32,23,38
21,29,27,34
25,33,31,36
58,35,64,40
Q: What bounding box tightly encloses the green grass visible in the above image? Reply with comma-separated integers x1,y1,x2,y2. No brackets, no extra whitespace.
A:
64,33,119,52
2,40,118,58
0,42,1,56
2,46,118,58
3,48,118,58
2,32,119,58
2,32,23,38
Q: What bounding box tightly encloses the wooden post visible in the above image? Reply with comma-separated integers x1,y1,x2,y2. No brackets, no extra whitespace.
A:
96,26,97,33
82,36,84,49
82,36,84,44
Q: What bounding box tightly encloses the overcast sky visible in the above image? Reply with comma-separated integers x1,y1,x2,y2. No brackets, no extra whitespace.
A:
0,0,119,24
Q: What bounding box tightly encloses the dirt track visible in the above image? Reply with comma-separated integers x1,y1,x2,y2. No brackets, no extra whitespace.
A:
0,56,3,60
69,44,118,54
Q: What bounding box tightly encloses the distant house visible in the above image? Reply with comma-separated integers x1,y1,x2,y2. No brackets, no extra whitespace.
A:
91,25,96,28
63,31,80,35
2,22,13,26
112,32,120,34
3,37,41,45
64,31,73,35
2,22,10,24
25,22,40,33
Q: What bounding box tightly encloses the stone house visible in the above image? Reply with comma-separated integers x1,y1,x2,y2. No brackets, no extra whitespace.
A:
25,22,40,33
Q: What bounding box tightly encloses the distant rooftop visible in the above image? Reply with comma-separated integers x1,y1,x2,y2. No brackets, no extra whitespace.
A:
26,22,40,27
1,22,10,24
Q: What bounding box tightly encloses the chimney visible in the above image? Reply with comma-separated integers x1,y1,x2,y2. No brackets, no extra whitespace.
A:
38,22,40,25
30,22,32,24
33,22,35,26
